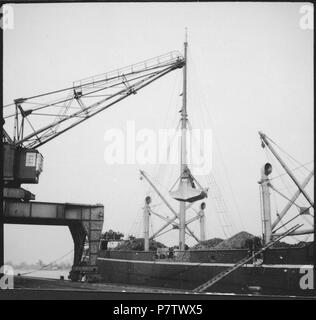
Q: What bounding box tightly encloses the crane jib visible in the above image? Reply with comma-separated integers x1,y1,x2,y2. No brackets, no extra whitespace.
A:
3,51,184,191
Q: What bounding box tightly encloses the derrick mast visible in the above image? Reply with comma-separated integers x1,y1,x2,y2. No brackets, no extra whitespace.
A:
179,31,189,251
169,31,208,250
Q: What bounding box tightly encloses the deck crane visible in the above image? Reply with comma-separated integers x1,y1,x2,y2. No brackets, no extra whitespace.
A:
1,51,185,280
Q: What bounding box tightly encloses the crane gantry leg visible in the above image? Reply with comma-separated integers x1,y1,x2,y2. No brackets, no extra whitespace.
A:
3,200,104,282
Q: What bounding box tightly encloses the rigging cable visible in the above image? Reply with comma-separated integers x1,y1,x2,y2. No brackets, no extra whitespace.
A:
264,148,312,241
269,161,314,181
188,46,245,232
18,249,74,276
266,136,314,175
187,119,238,236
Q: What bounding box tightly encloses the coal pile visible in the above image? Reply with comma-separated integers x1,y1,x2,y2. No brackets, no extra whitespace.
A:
272,240,313,248
214,231,256,249
190,232,313,251
190,238,224,250
114,238,166,251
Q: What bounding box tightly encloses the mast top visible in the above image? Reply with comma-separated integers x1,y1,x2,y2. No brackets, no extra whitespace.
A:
258,131,265,138
182,28,188,120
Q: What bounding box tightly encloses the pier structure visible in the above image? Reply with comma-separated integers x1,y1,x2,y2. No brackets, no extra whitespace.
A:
3,200,104,281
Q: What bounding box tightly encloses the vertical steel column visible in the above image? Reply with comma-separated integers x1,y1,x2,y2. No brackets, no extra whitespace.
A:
199,209,206,242
260,166,272,244
143,203,150,251
0,69,4,269
179,29,188,251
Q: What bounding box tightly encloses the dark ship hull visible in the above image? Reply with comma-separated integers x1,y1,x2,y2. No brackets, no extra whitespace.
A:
97,244,314,296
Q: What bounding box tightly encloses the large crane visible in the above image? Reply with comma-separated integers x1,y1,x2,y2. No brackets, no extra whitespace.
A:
3,51,184,200
1,51,185,279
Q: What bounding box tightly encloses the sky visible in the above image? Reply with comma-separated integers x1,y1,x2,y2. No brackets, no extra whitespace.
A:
3,2,314,264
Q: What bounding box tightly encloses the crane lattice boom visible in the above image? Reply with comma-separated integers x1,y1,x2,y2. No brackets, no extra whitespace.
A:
2,51,184,194
3,51,184,149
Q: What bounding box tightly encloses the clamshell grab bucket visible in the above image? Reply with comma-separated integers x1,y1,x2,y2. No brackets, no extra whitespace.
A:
169,167,207,203
170,181,207,202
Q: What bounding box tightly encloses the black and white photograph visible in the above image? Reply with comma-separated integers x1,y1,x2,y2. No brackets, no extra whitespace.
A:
0,1,314,303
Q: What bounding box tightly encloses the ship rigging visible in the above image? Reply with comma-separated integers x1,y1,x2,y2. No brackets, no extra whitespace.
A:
2,32,313,287
140,30,208,251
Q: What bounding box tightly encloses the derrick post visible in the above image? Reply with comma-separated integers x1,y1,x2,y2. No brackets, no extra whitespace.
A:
199,202,206,242
143,196,151,251
259,163,273,245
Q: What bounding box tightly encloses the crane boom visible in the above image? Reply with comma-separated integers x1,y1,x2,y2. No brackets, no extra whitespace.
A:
4,51,184,149
2,51,184,197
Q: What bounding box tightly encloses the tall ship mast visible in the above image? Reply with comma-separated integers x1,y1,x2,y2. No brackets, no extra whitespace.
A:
175,30,208,250
179,29,189,251
141,31,208,252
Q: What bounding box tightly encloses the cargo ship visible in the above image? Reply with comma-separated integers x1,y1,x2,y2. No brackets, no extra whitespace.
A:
3,31,313,297
95,33,314,296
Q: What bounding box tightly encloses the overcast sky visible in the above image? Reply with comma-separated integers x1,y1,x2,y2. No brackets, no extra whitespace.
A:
3,2,313,264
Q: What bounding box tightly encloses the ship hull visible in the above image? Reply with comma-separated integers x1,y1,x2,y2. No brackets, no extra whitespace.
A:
97,247,314,296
